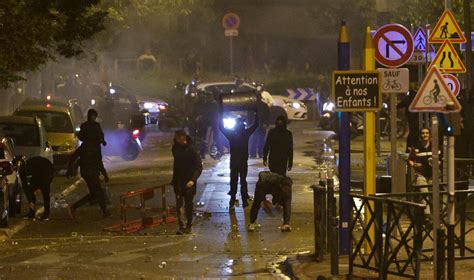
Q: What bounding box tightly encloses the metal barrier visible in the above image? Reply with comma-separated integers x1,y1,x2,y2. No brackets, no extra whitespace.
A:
376,182,474,262
349,193,425,280
104,184,176,233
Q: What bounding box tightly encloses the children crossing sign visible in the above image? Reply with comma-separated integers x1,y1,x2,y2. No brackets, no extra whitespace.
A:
429,40,466,73
409,66,461,112
429,10,466,44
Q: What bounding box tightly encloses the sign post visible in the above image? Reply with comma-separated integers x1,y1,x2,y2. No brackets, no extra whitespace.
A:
336,21,351,256
222,13,240,75
378,68,409,194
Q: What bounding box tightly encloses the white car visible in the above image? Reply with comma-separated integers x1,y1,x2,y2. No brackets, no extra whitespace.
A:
0,116,53,164
197,82,308,122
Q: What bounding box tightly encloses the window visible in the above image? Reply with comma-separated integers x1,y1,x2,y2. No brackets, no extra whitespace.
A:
0,123,40,147
16,111,74,133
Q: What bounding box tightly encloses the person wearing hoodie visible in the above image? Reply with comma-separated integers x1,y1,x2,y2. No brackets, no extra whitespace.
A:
219,112,259,210
248,171,293,232
78,109,106,151
171,130,203,234
263,116,293,176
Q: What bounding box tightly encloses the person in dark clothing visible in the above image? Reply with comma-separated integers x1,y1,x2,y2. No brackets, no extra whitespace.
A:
248,171,292,232
219,112,259,210
249,98,271,158
263,116,293,176
66,144,110,218
397,89,420,152
78,109,106,150
20,156,54,220
171,130,203,234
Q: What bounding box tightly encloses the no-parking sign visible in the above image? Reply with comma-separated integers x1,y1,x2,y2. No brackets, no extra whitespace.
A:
373,24,414,68
222,13,240,30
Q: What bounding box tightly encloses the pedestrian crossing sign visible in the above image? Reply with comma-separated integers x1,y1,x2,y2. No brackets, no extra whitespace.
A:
409,66,461,112
429,40,466,73
429,10,466,44
414,28,427,51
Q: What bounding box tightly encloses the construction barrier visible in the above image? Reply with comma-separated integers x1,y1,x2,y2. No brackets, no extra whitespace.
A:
104,184,176,233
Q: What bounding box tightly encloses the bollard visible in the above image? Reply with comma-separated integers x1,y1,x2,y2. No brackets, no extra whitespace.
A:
437,228,446,280
312,182,327,261
327,169,339,276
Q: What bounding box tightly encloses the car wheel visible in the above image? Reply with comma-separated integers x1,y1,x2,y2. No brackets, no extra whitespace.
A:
121,141,139,161
269,107,288,124
0,189,8,228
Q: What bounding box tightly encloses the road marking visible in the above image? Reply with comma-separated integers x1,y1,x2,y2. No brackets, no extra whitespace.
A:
0,178,83,242
22,253,79,264
95,253,147,263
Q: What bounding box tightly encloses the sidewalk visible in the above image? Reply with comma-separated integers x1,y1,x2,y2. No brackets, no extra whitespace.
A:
283,133,474,280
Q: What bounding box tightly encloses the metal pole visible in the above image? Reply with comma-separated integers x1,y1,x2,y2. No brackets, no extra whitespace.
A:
447,134,455,280
327,168,339,276
337,20,351,255
363,26,377,252
432,116,443,280
390,93,398,193
230,36,234,75
377,112,381,157
463,0,473,93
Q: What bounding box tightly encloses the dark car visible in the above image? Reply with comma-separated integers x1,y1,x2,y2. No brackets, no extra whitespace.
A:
0,138,23,227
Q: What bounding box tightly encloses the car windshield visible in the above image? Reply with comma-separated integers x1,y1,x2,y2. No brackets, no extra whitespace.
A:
16,111,73,133
0,123,40,147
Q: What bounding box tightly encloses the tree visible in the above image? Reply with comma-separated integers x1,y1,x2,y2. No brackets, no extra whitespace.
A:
0,0,107,88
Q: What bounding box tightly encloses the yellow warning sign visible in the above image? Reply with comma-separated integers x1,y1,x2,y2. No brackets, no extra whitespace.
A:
429,40,466,73
429,10,467,44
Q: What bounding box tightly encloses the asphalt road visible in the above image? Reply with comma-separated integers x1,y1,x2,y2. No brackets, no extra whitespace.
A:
0,121,332,279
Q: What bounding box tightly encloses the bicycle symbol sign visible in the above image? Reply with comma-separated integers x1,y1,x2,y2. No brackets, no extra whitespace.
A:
409,66,461,112
378,68,409,94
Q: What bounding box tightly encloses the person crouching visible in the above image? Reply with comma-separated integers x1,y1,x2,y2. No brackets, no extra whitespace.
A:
248,171,292,232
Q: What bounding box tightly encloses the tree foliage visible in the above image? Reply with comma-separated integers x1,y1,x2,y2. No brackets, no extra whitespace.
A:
0,0,107,88
390,0,467,27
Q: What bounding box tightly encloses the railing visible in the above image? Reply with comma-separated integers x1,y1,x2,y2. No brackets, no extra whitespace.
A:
349,193,425,279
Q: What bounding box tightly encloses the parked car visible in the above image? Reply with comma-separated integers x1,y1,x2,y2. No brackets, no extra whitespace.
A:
197,82,308,123
14,100,79,171
0,116,53,164
136,95,168,125
0,138,23,227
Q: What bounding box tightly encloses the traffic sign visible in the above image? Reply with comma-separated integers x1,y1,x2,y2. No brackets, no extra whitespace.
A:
222,13,240,30
409,66,461,112
284,88,316,101
442,74,460,96
224,29,238,36
429,10,466,44
378,68,409,94
413,28,427,51
460,32,474,51
429,40,466,73
332,70,381,112
373,24,414,68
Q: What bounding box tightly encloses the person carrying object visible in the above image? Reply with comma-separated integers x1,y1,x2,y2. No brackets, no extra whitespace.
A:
219,111,259,211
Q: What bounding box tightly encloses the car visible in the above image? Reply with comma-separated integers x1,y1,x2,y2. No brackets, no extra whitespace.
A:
0,116,53,164
14,100,79,171
136,95,168,125
197,82,308,122
0,138,23,227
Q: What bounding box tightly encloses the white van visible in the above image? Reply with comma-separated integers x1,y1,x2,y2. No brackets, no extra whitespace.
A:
0,116,53,163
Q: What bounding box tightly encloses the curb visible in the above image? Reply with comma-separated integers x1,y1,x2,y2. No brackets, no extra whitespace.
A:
0,177,84,242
